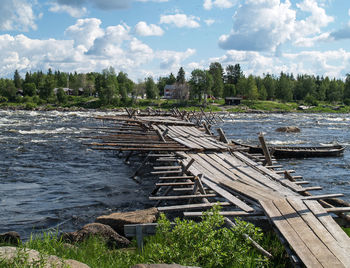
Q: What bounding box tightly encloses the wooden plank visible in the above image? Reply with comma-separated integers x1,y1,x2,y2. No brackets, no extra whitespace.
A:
157,202,231,212
155,182,194,187
149,194,216,200
287,197,350,267
296,186,322,192
260,199,322,268
273,198,344,267
302,194,344,200
304,200,350,250
158,176,195,180
326,207,350,213
183,211,263,217
201,177,254,212
153,166,182,170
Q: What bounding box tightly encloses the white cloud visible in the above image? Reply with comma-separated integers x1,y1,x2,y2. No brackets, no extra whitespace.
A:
348,9,350,16
219,0,334,52
0,0,37,31
135,21,164,36
204,19,215,26
157,48,196,69
210,48,350,79
203,0,234,10
160,14,200,28
49,3,87,18
294,32,330,47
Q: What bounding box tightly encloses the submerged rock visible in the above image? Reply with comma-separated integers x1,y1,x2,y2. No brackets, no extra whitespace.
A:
61,223,130,249
275,126,301,133
0,231,21,246
96,207,158,235
0,246,89,268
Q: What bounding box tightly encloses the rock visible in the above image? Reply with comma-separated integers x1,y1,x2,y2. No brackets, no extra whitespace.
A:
96,208,158,235
131,264,201,268
0,231,21,245
275,126,300,133
0,246,89,268
62,223,130,249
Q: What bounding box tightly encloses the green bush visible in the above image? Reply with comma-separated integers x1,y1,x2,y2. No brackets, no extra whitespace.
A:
0,96,8,103
143,206,268,267
344,98,350,106
25,102,37,110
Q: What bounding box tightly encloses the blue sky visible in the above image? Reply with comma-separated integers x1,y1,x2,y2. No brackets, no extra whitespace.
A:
1,0,350,81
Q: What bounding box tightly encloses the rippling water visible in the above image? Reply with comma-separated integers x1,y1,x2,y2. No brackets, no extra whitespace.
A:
0,110,349,239
0,110,156,239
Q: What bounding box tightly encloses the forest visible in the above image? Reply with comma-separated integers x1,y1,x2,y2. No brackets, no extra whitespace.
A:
1,62,350,108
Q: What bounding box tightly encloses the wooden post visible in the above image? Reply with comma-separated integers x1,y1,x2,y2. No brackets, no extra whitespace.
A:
217,128,229,144
183,158,195,173
155,128,166,142
258,133,272,166
202,122,212,135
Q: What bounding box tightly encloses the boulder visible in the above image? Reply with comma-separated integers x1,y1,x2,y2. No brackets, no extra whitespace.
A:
131,265,200,268
275,126,300,133
61,223,130,249
0,231,21,245
0,246,89,268
96,208,158,235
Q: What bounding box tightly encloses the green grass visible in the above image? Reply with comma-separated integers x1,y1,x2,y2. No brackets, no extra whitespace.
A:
0,207,291,268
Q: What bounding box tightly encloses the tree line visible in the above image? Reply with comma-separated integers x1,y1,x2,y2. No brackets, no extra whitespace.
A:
1,63,350,106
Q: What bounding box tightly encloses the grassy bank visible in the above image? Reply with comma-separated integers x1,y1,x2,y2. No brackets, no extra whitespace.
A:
1,207,292,268
1,96,350,113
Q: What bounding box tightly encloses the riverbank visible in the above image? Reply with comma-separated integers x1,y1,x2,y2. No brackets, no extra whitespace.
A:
1,97,350,113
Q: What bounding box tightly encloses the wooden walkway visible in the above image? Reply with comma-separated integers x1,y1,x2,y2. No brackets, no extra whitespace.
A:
84,110,350,267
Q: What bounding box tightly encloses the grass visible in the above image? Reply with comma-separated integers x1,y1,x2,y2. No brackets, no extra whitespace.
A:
0,207,291,268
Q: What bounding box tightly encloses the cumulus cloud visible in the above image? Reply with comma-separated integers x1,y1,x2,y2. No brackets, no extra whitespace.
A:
219,0,334,52
49,3,87,18
330,26,350,40
65,18,104,50
0,17,196,80
160,14,200,28
209,48,350,79
0,0,37,31
135,21,164,36
203,0,234,10
157,48,196,69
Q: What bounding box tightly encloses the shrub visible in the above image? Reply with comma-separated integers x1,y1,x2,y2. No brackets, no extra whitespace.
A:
0,96,8,103
25,102,37,110
344,98,350,106
143,206,268,267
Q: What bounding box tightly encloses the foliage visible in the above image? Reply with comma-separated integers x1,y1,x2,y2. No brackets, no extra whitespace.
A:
145,77,158,99
56,88,67,104
143,207,269,268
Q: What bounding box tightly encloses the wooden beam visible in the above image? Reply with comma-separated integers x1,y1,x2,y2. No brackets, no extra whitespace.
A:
157,202,231,212
183,211,263,217
326,207,350,213
258,133,273,166
302,193,344,200
217,128,229,144
155,182,194,187
158,175,195,180
296,186,322,192
149,194,216,200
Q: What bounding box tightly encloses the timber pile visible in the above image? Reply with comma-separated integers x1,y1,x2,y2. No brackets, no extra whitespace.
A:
84,111,350,268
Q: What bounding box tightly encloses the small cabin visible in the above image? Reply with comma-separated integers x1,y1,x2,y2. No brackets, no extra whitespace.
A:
225,97,242,105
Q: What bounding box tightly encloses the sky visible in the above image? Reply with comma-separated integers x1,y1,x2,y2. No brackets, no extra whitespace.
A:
1,0,350,82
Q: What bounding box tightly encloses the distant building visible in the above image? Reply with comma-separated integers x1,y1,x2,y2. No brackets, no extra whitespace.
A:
164,84,177,99
164,84,189,100
53,88,84,96
225,97,242,105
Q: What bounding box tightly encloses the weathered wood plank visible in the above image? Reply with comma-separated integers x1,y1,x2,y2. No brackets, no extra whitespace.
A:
260,199,322,268
157,202,231,212
149,194,216,200
201,177,254,212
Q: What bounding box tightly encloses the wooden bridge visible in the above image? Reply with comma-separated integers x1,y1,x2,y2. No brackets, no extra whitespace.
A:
84,109,350,267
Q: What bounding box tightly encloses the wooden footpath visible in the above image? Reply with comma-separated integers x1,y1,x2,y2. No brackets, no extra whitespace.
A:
83,108,350,267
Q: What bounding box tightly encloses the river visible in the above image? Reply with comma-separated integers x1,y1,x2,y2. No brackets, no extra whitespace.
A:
0,110,349,239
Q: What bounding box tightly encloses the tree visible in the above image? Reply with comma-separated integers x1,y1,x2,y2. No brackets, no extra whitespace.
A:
23,82,37,96
56,88,67,104
263,74,276,100
176,67,186,84
0,79,17,101
225,64,243,85
189,69,213,101
223,84,236,98
13,70,22,89
344,74,350,100
276,72,293,102
39,75,55,100
209,62,224,98
167,73,176,84
145,77,158,99
246,75,259,100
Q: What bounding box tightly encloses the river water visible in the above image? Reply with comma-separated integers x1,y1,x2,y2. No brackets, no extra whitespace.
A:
0,110,349,239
